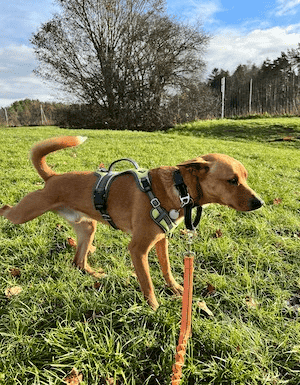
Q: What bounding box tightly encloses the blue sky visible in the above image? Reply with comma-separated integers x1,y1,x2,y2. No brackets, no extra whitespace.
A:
1,0,300,108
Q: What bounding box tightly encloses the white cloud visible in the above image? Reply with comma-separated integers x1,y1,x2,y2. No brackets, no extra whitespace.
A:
188,0,223,24
276,0,300,16
167,0,223,26
0,44,58,108
205,24,300,75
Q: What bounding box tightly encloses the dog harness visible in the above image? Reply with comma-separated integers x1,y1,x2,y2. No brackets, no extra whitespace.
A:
94,159,178,233
93,159,202,233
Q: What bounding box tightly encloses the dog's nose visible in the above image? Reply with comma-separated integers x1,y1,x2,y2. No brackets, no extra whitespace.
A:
248,197,264,210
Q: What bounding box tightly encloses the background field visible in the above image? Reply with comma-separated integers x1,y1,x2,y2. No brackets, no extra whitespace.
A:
0,118,299,384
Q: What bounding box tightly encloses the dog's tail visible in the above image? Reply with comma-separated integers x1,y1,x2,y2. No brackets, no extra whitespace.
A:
30,136,87,181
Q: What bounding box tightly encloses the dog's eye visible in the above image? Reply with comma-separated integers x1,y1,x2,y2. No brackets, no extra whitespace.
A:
228,177,239,186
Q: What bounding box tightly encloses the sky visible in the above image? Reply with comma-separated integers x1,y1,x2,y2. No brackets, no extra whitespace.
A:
0,0,300,108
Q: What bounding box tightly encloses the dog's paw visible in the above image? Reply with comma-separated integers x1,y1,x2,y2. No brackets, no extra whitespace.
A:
169,283,184,296
85,265,106,279
91,271,107,279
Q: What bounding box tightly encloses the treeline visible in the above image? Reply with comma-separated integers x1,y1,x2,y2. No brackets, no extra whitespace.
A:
208,44,300,117
1,46,300,129
0,84,219,130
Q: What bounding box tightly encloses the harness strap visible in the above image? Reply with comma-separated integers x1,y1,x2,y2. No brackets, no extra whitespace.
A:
140,176,177,233
173,170,203,231
94,173,119,229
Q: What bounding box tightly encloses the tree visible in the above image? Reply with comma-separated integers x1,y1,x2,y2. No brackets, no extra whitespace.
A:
207,68,229,91
31,0,209,130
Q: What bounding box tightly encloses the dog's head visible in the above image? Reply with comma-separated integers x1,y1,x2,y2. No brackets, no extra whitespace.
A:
177,154,263,212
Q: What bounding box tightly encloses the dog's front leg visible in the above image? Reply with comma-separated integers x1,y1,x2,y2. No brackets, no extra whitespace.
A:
128,238,159,310
155,237,183,296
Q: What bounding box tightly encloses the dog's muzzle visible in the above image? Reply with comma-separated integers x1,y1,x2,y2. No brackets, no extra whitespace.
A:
248,197,264,211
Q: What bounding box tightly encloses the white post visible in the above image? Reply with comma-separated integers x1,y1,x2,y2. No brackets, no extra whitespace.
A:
221,77,225,119
40,104,47,125
249,79,253,114
41,105,44,125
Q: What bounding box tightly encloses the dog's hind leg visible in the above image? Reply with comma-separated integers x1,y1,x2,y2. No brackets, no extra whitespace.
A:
0,190,59,224
155,237,183,296
68,218,104,278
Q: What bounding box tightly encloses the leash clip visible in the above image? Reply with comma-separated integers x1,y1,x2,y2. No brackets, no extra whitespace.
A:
180,194,190,207
184,250,195,258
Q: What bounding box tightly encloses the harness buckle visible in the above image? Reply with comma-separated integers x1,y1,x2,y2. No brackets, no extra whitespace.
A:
180,194,191,207
150,198,161,208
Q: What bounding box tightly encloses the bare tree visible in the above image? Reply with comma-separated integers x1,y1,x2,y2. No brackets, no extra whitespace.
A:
31,0,209,130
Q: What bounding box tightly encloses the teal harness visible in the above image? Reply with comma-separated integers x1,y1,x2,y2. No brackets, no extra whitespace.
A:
93,159,178,233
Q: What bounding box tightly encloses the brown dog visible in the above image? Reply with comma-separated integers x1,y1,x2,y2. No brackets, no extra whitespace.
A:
0,136,263,310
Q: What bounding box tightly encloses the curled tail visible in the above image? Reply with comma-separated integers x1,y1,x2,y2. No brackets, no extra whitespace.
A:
30,136,87,181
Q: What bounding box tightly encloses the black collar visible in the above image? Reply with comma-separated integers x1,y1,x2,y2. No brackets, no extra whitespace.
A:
173,170,203,231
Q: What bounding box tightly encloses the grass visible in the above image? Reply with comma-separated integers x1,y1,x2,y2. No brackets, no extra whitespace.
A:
0,118,299,384
168,117,300,148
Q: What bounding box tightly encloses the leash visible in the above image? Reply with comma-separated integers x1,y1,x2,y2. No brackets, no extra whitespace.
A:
184,205,202,231
171,227,200,384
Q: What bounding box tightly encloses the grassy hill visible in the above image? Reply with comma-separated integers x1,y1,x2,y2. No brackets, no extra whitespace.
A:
0,118,299,384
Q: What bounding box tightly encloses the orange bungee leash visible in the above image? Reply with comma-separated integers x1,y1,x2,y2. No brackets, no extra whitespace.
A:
171,252,194,384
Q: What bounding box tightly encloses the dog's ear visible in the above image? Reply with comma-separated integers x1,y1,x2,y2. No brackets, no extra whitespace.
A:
177,158,210,175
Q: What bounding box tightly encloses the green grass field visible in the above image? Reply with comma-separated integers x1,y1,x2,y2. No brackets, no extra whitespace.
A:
0,118,299,384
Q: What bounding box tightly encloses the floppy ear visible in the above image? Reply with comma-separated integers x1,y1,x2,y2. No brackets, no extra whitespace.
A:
177,157,210,175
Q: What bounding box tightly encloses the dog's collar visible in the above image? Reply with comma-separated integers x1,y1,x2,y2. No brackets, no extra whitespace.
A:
173,170,203,231
173,170,191,207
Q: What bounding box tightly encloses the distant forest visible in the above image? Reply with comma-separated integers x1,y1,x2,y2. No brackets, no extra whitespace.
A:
1,45,300,130
208,45,300,117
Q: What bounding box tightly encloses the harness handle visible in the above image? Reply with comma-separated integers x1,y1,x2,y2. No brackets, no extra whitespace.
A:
108,158,140,173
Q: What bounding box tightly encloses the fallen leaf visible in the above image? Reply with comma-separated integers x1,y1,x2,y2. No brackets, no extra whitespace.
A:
198,301,214,317
273,198,282,205
5,286,22,298
202,282,216,297
63,368,83,385
245,296,257,308
94,282,102,290
214,229,223,238
10,268,21,278
67,237,77,248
